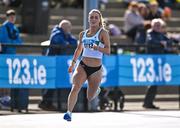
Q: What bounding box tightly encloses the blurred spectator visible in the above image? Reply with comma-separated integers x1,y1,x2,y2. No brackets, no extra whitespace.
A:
135,1,166,44
104,18,122,36
0,9,23,109
0,9,22,53
135,2,151,44
38,20,77,111
47,20,77,55
138,2,149,19
108,24,122,36
135,1,172,44
145,1,163,20
145,18,173,55
123,1,144,41
146,1,173,21
143,18,173,109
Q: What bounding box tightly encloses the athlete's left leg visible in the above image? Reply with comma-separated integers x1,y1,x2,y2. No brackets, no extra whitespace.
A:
87,68,102,101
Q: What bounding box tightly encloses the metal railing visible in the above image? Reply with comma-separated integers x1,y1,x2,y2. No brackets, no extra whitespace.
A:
0,42,179,54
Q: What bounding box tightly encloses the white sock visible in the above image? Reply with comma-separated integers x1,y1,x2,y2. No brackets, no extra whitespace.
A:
67,111,72,116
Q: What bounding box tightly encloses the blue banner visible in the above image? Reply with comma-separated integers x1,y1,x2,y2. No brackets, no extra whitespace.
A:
103,54,180,86
0,55,56,88
0,54,179,88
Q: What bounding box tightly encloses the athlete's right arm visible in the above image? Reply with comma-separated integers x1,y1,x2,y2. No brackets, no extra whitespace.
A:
68,31,84,73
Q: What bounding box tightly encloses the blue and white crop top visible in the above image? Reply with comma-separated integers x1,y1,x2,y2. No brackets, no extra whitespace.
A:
82,28,104,59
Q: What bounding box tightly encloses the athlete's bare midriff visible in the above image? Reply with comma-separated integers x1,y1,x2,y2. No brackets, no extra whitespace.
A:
81,57,102,67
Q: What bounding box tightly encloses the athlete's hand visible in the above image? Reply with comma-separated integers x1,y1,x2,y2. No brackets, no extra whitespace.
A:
68,65,74,73
93,43,99,51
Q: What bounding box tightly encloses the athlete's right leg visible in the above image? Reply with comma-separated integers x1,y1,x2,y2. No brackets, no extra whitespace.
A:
67,65,87,112
64,65,86,121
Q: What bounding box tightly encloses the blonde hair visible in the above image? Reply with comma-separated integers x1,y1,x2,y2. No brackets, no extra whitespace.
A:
89,9,106,28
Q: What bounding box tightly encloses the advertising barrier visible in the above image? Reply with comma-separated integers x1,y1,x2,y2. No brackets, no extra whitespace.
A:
0,54,179,88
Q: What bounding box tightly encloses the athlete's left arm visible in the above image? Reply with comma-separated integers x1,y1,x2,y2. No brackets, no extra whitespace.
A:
94,29,111,55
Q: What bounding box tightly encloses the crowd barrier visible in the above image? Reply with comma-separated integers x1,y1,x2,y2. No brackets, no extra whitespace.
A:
0,54,179,88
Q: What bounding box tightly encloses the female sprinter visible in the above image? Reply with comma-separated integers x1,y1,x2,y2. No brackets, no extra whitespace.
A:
63,9,111,121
